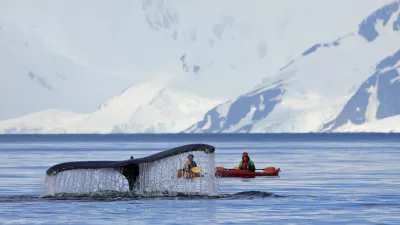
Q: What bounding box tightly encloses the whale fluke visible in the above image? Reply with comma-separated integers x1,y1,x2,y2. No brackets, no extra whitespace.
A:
45,143,215,191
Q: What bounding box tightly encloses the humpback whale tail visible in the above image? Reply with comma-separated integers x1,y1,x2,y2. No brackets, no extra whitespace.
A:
45,144,216,194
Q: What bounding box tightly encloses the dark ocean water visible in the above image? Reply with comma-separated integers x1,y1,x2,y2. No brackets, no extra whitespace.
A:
0,133,399,224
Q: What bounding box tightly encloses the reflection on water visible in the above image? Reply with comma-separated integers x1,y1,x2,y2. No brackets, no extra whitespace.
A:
0,134,400,224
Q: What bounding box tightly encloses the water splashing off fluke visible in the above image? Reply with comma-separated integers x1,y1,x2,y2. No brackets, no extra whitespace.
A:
45,144,217,196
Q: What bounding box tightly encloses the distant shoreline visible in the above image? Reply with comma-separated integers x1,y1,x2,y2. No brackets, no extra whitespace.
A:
0,132,399,143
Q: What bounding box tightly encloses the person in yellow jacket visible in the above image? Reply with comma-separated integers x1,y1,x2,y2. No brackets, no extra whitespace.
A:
183,154,197,172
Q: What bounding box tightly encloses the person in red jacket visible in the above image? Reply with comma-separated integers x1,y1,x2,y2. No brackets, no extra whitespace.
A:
238,152,256,172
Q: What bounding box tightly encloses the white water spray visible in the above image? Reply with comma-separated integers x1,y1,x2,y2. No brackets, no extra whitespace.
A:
45,168,125,196
44,152,219,196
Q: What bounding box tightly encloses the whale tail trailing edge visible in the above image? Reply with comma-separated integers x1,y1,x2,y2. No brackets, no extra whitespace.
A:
45,144,215,191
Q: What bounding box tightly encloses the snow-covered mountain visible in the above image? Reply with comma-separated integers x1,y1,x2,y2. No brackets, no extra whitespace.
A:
0,72,218,133
0,0,391,121
186,1,400,133
1,0,399,133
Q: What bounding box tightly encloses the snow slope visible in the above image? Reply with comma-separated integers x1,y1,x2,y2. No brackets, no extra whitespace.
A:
0,110,88,134
186,0,400,133
112,88,219,133
0,72,218,133
0,0,392,120
334,115,400,133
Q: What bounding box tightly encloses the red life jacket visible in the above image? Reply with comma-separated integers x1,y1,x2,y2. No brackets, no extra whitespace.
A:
241,160,248,169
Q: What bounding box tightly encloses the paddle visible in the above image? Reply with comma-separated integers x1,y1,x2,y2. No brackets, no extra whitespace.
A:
221,166,276,172
177,167,201,178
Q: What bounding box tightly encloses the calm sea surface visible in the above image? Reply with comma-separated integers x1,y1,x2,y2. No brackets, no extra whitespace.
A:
0,134,399,224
